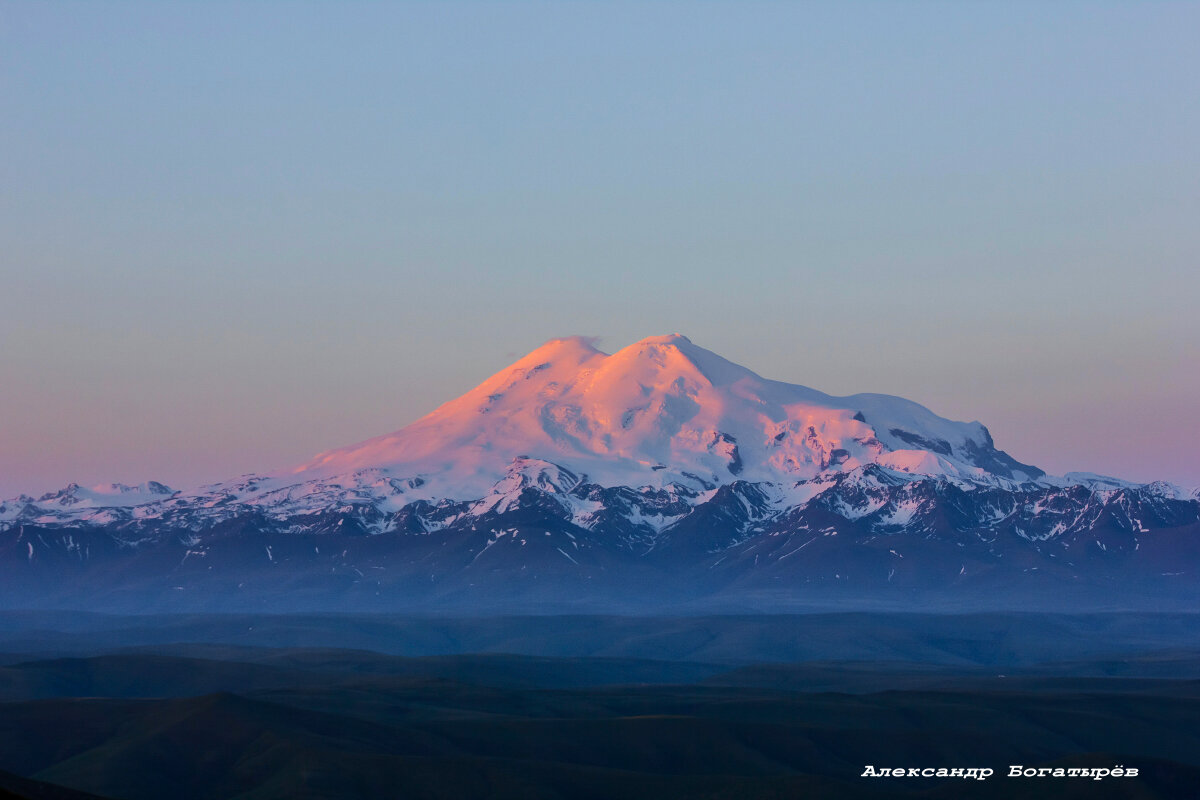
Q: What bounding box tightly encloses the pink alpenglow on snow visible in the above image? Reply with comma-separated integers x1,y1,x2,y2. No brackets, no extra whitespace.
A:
293,334,1044,502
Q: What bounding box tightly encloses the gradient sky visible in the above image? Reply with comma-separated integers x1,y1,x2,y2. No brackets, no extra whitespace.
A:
2,1,1198,496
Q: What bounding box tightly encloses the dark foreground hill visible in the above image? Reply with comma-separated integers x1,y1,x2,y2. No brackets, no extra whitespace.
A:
0,612,1197,799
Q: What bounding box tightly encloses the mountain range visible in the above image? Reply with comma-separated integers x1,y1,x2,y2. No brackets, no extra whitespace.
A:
2,334,1197,612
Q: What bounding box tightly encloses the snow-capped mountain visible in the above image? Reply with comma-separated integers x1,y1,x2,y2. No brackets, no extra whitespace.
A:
2,335,1197,612
294,333,1045,494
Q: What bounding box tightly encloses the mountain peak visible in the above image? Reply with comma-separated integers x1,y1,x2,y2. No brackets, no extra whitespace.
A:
290,334,1044,497
634,333,693,346
602,334,757,389
518,335,603,362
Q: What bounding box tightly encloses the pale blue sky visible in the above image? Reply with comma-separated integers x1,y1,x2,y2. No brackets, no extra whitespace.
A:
2,1,1197,494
